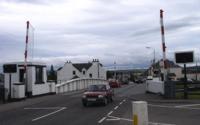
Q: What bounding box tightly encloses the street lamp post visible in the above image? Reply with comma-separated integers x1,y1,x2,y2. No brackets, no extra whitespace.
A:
146,47,155,64
114,61,116,80
146,47,156,76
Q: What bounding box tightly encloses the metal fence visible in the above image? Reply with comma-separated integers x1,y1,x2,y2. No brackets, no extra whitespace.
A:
164,81,200,99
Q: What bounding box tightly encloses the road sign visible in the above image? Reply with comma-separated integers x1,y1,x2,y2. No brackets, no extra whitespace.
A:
175,51,194,64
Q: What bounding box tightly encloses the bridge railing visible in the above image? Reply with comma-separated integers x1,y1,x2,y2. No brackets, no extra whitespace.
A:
56,78,108,93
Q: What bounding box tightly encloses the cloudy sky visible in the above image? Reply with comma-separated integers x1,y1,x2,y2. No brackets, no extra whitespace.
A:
0,0,200,70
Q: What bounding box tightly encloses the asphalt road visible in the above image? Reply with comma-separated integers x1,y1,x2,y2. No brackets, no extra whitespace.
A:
0,83,199,125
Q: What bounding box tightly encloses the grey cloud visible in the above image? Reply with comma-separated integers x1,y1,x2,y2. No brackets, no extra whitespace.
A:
1,0,66,5
130,15,200,37
1,0,200,68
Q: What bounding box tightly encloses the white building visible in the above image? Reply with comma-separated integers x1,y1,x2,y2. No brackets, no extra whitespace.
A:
3,62,55,100
57,59,106,83
149,59,182,81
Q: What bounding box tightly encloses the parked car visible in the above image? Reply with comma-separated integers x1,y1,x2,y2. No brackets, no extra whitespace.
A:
135,78,143,84
82,84,114,106
109,81,121,88
121,80,129,85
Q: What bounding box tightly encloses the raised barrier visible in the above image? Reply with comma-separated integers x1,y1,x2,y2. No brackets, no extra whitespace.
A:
56,78,108,93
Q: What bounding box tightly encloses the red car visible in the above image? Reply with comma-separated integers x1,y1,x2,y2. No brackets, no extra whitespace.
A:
109,81,121,88
82,84,114,106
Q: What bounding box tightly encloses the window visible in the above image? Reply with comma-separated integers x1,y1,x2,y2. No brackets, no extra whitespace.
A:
89,73,92,78
35,66,44,84
73,71,76,75
19,69,24,83
83,71,85,75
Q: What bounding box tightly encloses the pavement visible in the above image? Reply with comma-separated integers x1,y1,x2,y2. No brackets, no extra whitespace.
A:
0,83,200,125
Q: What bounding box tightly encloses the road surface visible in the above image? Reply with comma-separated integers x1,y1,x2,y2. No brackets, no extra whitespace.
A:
0,83,199,125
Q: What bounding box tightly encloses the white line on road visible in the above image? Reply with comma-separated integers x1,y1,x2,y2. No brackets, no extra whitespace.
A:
107,111,113,116
149,121,176,125
107,115,132,122
148,104,174,108
148,104,200,110
32,107,66,122
175,104,200,108
106,118,119,121
98,117,106,124
107,115,175,124
114,106,119,110
123,99,126,102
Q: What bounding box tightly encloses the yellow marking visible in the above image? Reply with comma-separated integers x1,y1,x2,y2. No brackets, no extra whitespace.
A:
133,114,138,125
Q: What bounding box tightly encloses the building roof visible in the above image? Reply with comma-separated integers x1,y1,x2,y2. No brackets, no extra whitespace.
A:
3,62,46,66
72,63,93,72
57,67,62,71
57,59,103,72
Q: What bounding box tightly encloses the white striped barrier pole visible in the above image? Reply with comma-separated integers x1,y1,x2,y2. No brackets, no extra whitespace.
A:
132,101,148,125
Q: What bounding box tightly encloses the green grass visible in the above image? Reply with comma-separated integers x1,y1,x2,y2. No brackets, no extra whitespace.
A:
176,92,200,99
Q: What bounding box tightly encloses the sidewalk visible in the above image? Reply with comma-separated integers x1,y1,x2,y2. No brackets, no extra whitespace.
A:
128,93,200,104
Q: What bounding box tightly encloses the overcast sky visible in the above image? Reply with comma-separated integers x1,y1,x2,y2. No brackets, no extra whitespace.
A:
0,0,200,69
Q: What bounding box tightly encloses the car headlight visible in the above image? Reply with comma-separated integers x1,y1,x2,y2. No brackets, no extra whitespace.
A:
98,95,104,98
82,95,86,98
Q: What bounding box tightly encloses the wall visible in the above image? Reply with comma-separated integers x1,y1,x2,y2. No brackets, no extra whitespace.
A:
168,67,182,79
3,62,54,99
146,78,164,95
57,62,81,83
187,73,200,81
32,83,50,96
4,70,19,98
56,78,108,93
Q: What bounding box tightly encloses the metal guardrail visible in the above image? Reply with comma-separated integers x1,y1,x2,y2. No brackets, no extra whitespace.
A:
56,78,108,93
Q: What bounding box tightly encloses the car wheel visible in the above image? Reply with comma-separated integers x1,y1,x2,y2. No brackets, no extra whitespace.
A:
82,101,88,107
110,97,113,102
103,98,108,106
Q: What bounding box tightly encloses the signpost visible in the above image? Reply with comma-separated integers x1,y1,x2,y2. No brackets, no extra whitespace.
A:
175,51,194,99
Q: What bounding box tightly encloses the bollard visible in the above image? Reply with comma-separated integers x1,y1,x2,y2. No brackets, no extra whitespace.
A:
132,101,148,125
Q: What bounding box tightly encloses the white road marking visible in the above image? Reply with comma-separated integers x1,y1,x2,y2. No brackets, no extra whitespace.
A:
178,107,200,110
175,104,200,108
98,117,106,124
107,111,113,116
148,104,174,108
24,107,65,110
149,121,176,125
148,104,200,110
107,115,175,124
32,107,66,122
98,98,126,124
114,106,119,110
106,118,120,121
107,115,132,122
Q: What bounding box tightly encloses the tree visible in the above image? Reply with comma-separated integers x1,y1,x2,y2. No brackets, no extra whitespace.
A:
48,65,57,81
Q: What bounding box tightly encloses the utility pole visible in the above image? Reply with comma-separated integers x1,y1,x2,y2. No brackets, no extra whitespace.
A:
114,61,116,81
146,47,156,76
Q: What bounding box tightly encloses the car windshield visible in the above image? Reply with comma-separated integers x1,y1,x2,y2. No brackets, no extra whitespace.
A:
88,85,106,92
